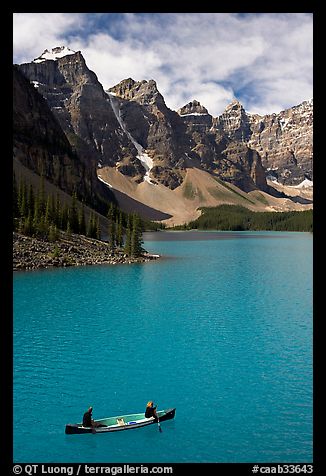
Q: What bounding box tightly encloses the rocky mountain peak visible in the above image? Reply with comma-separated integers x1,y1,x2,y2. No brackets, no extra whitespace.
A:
178,100,209,116
108,78,136,96
217,98,251,141
33,46,77,63
247,99,313,185
224,98,244,112
109,78,165,108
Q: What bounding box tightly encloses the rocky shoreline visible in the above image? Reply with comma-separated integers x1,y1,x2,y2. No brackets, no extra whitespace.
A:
13,231,159,271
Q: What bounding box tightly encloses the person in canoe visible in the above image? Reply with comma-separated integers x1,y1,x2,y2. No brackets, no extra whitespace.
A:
145,401,158,420
82,406,103,428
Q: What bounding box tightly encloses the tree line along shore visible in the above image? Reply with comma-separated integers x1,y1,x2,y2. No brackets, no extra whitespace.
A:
13,173,162,271
13,231,159,271
172,205,313,232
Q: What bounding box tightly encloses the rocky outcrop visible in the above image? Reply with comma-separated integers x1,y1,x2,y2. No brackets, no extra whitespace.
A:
215,99,252,141
178,99,268,192
13,66,87,197
248,100,313,184
218,143,268,192
178,100,210,116
13,231,159,271
108,78,188,188
17,50,137,170
13,65,115,213
179,97,312,189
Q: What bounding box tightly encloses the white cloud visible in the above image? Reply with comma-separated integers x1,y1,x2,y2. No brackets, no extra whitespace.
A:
13,13,313,116
13,13,85,64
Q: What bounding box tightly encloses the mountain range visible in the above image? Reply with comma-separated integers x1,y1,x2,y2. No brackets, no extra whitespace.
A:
14,46,313,226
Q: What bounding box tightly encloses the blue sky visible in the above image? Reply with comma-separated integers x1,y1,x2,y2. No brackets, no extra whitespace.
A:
13,13,313,116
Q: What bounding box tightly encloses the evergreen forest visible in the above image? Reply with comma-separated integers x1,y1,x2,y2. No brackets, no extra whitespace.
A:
12,173,156,258
185,205,313,232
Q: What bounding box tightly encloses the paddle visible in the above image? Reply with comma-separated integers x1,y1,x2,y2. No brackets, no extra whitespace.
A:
155,405,162,433
157,417,162,433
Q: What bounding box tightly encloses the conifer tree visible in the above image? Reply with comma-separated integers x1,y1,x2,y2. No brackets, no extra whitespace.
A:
68,192,79,233
18,217,24,234
50,194,56,225
60,203,69,231
38,174,45,216
131,213,143,257
107,202,115,222
108,219,116,251
32,191,41,233
116,212,123,248
13,172,18,214
124,213,132,256
18,179,27,218
78,204,86,236
27,184,35,217
66,220,72,235
107,204,115,250
55,194,61,228
48,224,59,242
22,210,34,236
45,195,52,225
96,216,101,240
13,173,18,229
87,212,96,238
39,214,48,238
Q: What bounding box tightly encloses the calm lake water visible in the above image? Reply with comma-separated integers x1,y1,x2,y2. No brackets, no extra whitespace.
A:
13,231,313,463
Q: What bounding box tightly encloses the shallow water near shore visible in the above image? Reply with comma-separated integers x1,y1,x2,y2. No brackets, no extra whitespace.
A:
13,231,313,463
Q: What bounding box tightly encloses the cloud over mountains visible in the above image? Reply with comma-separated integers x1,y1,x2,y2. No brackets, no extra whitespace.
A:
13,13,313,116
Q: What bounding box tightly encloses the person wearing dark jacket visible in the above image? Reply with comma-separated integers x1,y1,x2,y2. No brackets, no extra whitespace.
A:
145,401,158,420
83,406,94,427
82,406,103,428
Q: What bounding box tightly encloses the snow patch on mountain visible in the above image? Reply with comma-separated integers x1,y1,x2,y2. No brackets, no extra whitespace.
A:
33,46,76,63
31,80,42,88
290,178,313,189
107,92,154,184
98,175,113,188
179,112,209,117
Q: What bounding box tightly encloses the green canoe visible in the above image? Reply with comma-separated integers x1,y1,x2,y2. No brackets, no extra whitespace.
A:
65,407,176,434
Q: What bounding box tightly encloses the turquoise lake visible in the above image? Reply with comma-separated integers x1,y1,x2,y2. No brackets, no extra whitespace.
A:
13,231,313,463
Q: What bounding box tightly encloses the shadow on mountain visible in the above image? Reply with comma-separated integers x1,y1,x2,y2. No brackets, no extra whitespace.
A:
265,185,288,198
266,184,313,205
111,188,172,221
287,196,313,205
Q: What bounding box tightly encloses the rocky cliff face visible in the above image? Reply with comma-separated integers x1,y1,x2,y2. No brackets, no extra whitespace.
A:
248,100,313,184
215,99,252,141
108,83,269,192
13,65,115,211
178,100,210,116
108,78,189,188
14,65,87,193
178,100,268,192
180,97,313,187
18,48,136,170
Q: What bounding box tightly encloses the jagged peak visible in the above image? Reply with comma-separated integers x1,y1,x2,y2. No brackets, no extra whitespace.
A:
108,78,163,105
224,98,244,112
116,78,136,87
178,99,209,116
291,98,313,112
33,46,77,63
145,79,158,88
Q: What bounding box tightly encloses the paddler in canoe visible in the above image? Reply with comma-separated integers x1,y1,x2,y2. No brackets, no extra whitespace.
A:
82,406,104,428
145,401,158,420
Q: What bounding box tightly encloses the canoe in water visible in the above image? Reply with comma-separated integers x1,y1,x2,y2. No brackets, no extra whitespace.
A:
65,407,176,434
